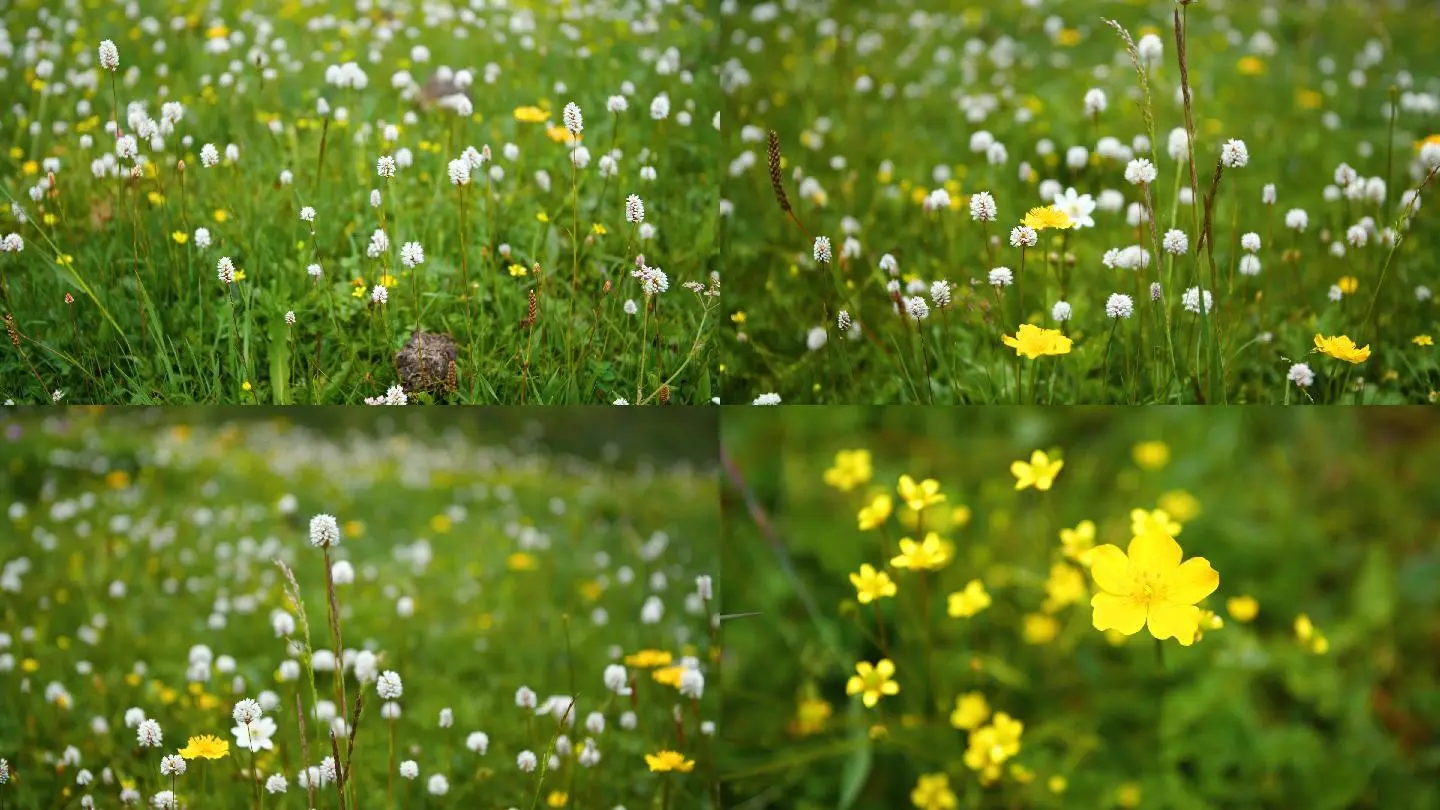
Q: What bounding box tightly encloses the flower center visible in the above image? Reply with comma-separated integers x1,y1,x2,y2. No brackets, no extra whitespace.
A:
1132,570,1166,606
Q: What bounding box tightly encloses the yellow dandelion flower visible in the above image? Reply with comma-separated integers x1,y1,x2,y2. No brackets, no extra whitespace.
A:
178,735,230,760
644,750,694,773
1314,333,1370,364
1022,206,1072,231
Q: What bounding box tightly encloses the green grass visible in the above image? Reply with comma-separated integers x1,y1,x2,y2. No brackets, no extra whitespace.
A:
720,0,1440,404
719,408,1440,808
0,0,718,404
0,409,722,809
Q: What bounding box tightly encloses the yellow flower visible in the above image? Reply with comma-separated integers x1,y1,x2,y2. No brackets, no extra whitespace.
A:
849,564,897,604
178,735,230,760
172,231,188,244
858,494,893,531
1059,520,1097,566
963,712,1024,785
212,209,228,222
508,264,528,278
379,274,398,287
1001,323,1073,359
1237,56,1265,75
949,692,990,730
1294,614,1329,654
1132,440,1170,470
824,449,873,492
1118,782,1143,808
788,697,832,736
652,665,684,687
513,105,550,123
910,773,958,810
1157,490,1200,522
1338,276,1359,295
947,579,991,618
1314,333,1370,364
897,475,945,511
590,223,606,235
1022,613,1060,644
1011,449,1063,491
1226,595,1258,623
624,650,673,668
1131,508,1182,538
1088,529,1219,645
536,211,550,223
644,750,695,773
846,659,899,708
546,791,568,808
242,380,252,392
730,310,747,324
1413,335,1433,347
1049,775,1069,794
506,552,538,571
1041,563,1087,613
890,533,950,571
1021,206,1073,231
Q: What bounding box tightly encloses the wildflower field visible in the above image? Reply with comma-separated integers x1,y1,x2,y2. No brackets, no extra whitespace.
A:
0,0,718,405
720,0,1440,404
719,407,1440,808
0,409,722,809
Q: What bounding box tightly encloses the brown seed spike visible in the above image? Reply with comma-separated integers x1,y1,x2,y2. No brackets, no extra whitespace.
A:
767,130,792,214
658,384,670,404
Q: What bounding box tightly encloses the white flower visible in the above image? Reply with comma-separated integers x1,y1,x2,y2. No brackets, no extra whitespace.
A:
194,227,211,249
231,716,277,752
447,158,470,186
1105,293,1134,319
679,669,704,699
216,256,235,284
1238,255,1262,276
284,310,296,326
515,686,537,709
1182,287,1213,314
308,514,340,548
649,93,670,120
905,296,930,320
1346,224,1368,247
265,775,287,794
752,393,782,405
813,236,831,263
1220,139,1249,168
563,102,583,135
604,664,631,695
159,756,185,776
376,671,403,699
465,731,489,754
232,698,263,725
1124,158,1157,185
517,751,537,772
1335,162,1358,186
1328,284,1344,302
377,155,396,178
1166,127,1190,161
438,708,453,728
1241,232,1261,252
607,95,628,113
400,242,424,268
1052,301,1072,322
806,326,827,351
1138,33,1164,64
930,280,951,308
1162,229,1189,255
988,268,1013,287
1052,187,1096,229
1262,184,1277,205
1416,285,1432,302
426,775,448,796
137,719,163,748
1010,226,1037,247
1285,209,1309,231
200,143,219,168
1083,88,1107,116
399,761,419,780
98,40,120,71
969,191,996,222
1287,363,1314,388
625,194,644,223
371,284,388,304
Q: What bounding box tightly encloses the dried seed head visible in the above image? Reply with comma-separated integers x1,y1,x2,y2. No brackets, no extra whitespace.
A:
446,359,458,392
658,384,670,404
767,130,792,214
4,313,20,347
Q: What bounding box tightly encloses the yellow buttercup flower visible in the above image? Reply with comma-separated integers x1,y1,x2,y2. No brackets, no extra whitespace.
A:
1002,324,1073,359
858,494,893,531
1022,206,1073,231
1294,614,1329,654
644,750,694,773
546,791,568,808
172,231,188,244
1227,595,1259,623
1413,335,1433,347
513,105,549,123
624,650,673,668
1022,613,1060,644
1132,441,1170,470
897,475,944,511
788,697,832,736
1337,276,1359,295
651,665,684,687
1314,333,1370,364
1041,562,1087,613
910,773,958,810
1059,520,1097,566
849,564,896,604
949,692,990,730
1011,450,1063,491
1087,529,1219,645
1157,490,1200,522
845,659,899,708
1131,508,1182,538
178,735,230,760
963,712,1024,785
890,533,950,571
946,579,991,618
824,449,873,492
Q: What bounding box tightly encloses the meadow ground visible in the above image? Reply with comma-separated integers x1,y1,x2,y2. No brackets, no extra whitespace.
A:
0,0,718,405
719,408,1440,808
720,0,1440,404
0,408,723,809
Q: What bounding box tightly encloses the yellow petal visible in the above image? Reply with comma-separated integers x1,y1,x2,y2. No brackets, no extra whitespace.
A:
1091,592,1146,635
1127,530,1182,575
1166,557,1219,604
1088,545,1133,595
875,659,895,678
1146,602,1201,644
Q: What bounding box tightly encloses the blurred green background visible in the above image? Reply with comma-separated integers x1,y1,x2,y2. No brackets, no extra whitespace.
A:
719,408,1440,809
